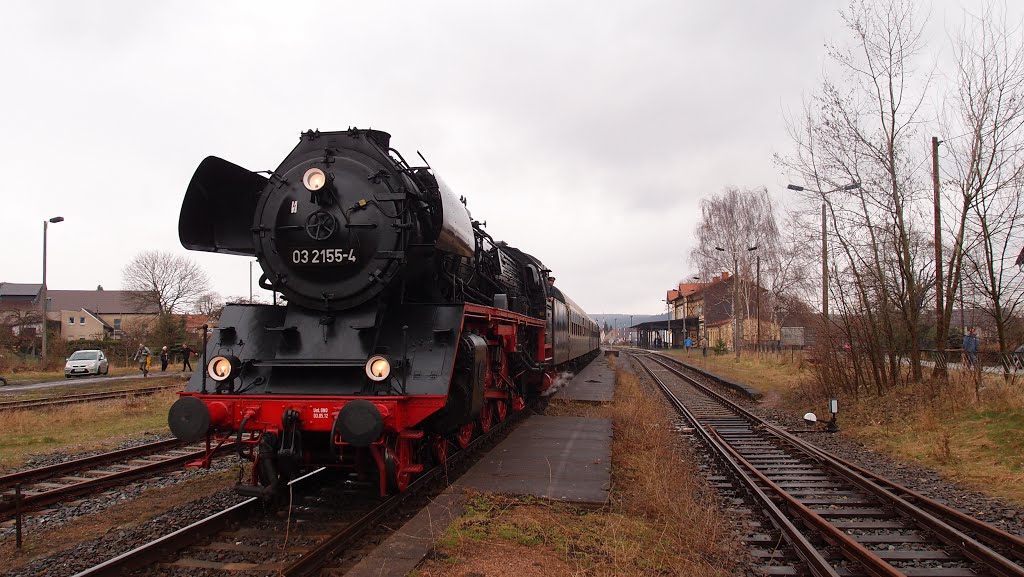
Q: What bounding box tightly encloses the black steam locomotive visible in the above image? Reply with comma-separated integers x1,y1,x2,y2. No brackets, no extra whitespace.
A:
168,128,599,496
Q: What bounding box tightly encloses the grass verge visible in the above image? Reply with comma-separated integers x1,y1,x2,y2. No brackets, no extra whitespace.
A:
663,349,812,401
0,389,179,472
664,349,1024,505
414,363,740,576
839,375,1024,504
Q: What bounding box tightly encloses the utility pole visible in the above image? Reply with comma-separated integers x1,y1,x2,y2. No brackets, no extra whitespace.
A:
822,202,828,323
665,296,671,349
932,136,946,378
716,246,742,360
755,254,761,353
733,254,740,360
682,293,687,343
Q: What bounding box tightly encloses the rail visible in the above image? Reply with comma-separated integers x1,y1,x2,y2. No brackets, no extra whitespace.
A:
628,351,1024,577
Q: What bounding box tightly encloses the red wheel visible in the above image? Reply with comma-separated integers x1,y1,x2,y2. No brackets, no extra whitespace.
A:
384,447,411,493
511,393,526,412
496,399,509,422
479,400,495,434
456,421,475,449
432,435,450,465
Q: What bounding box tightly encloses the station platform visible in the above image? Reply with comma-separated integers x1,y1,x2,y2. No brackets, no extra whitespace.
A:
344,361,616,577
556,353,615,402
456,415,611,503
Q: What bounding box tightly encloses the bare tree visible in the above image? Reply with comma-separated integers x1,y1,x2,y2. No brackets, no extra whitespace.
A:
122,251,212,314
690,186,780,357
194,291,225,318
0,308,43,354
942,3,1024,359
117,316,153,365
768,212,821,332
777,0,933,390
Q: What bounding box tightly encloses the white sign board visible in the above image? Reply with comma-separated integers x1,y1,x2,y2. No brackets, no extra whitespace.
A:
781,326,805,347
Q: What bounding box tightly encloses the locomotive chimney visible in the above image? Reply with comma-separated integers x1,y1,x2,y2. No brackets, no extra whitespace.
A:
364,130,392,150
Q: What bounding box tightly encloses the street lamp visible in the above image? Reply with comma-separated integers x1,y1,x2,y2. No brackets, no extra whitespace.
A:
691,275,702,346
41,216,65,362
664,294,674,349
715,246,741,360
748,246,760,353
786,182,860,322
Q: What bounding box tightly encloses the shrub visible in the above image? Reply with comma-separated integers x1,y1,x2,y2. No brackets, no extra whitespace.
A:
713,338,728,355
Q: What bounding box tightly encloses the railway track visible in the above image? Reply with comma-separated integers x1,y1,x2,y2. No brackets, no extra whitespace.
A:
0,439,234,521
629,351,1024,577
0,383,180,412
70,400,526,577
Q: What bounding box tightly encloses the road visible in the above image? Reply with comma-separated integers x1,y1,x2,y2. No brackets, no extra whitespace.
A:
0,371,190,394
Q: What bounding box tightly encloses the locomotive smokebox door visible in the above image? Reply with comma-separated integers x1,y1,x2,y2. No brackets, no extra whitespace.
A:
252,133,408,312
179,156,268,256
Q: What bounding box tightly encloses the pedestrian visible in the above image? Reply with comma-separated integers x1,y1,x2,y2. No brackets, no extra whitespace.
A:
134,343,151,377
684,336,693,355
159,346,169,372
962,327,979,369
701,336,708,357
181,343,193,372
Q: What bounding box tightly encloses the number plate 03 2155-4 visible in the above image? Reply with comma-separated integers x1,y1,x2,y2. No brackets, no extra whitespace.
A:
290,248,357,265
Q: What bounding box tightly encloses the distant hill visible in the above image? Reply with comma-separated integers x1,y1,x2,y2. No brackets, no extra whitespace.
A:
590,313,667,332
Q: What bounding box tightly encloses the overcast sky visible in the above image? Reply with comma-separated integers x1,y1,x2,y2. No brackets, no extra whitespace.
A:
0,1,1016,315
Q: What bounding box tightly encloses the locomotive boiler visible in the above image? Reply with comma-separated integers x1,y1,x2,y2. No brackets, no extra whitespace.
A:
168,128,599,496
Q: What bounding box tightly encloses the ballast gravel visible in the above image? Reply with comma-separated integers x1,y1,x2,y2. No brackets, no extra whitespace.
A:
1,433,247,577
682,366,1024,539
4,489,246,577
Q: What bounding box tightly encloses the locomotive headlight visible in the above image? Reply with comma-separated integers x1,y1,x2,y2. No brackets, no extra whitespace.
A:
207,355,241,382
365,355,391,382
303,167,327,191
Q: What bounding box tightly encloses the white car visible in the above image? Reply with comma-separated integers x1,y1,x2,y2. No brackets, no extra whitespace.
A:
65,350,110,378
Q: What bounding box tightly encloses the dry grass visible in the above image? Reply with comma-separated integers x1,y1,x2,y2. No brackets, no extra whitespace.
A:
664,349,1024,504
416,362,740,576
0,389,179,472
839,374,1024,503
664,349,813,402
543,399,612,419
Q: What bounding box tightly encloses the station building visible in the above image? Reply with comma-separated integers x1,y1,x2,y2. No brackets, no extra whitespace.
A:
630,272,782,351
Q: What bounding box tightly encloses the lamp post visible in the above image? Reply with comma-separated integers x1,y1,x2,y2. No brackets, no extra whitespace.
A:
664,296,672,349
692,275,701,346
786,182,860,325
715,246,742,360
41,216,65,362
748,246,760,353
